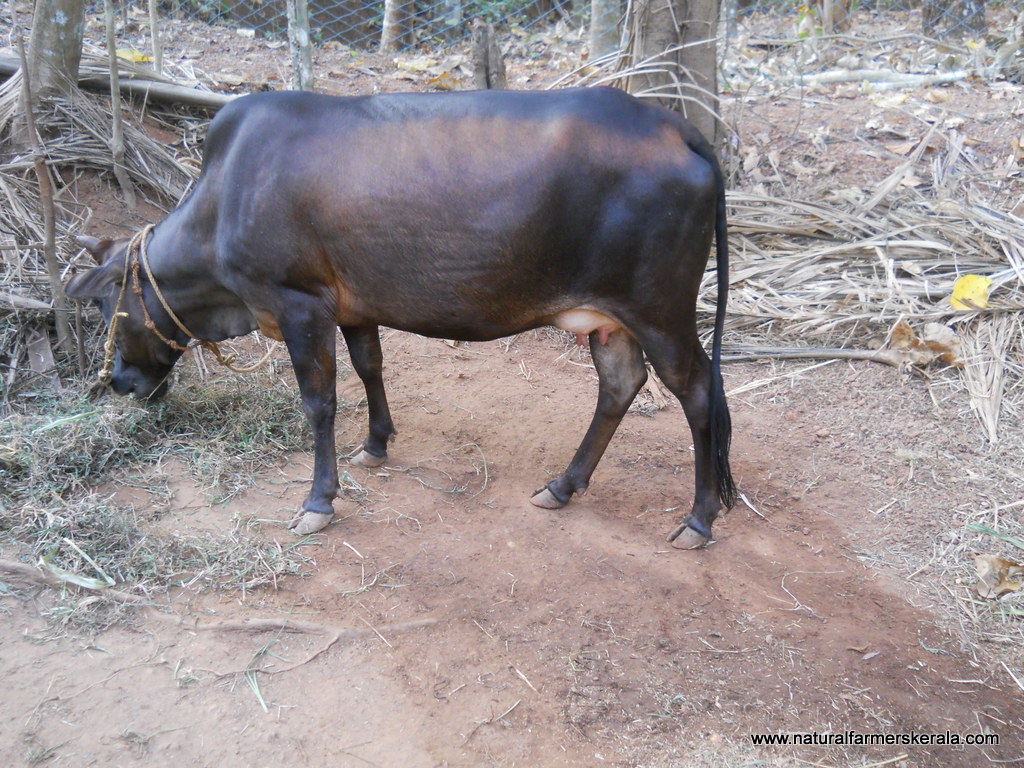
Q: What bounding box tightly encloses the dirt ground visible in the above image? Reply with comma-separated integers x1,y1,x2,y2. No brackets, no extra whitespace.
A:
3,327,1023,767
3,9,1024,768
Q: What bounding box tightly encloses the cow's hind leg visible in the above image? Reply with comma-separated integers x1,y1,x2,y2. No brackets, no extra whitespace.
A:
531,329,647,509
341,326,396,468
639,332,732,548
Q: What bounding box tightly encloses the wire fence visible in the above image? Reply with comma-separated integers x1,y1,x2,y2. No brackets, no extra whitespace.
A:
158,0,1019,53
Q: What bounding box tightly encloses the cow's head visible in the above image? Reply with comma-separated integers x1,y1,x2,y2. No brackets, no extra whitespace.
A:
65,235,185,400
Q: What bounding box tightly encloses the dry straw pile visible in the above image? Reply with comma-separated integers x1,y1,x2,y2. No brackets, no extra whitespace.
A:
0,59,200,402
711,163,1023,444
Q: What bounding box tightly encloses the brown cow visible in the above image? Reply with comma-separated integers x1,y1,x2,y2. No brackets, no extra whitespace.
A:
65,87,736,547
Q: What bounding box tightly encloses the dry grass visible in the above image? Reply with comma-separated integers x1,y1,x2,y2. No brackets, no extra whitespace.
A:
0,368,316,626
713,181,1024,439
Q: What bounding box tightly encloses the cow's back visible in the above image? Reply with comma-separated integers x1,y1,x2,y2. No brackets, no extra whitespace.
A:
192,88,718,339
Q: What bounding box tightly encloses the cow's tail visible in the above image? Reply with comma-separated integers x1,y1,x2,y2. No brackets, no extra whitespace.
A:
690,137,737,512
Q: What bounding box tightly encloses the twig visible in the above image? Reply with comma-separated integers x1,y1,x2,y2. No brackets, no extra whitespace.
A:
793,68,969,88
102,0,137,209
739,491,767,520
511,665,538,693
461,699,522,746
186,618,437,676
359,616,393,647
721,346,907,367
0,559,149,604
1002,661,1024,695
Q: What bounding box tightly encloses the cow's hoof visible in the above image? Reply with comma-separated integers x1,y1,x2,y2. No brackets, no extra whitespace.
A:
530,487,566,509
668,523,710,550
289,511,334,535
349,448,387,468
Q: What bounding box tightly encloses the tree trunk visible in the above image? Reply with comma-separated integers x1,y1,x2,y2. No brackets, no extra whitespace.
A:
628,0,721,146
27,0,87,97
590,0,620,59
381,0,405,52
287,0,314,90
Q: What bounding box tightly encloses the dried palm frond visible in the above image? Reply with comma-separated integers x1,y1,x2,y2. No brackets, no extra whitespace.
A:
1,75,200,405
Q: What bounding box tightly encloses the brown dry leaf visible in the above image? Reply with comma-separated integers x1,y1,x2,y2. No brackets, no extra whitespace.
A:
885,140,917,156
920,322,963,366
426,72,457,91
888,320,963,367
898,173,925,188
974,553,1024,599
212,72,244,86
791,159,816,176
890,319,918,349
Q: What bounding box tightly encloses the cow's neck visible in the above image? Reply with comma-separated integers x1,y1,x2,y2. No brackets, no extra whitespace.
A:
144,219,258,343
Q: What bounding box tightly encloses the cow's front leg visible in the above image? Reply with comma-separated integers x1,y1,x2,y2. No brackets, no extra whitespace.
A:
279,306,340,535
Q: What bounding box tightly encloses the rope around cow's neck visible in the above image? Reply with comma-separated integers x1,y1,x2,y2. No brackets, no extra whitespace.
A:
91,228,139,392
93,225,277,391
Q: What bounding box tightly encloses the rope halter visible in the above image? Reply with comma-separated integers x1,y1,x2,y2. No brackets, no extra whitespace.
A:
92,224,276,392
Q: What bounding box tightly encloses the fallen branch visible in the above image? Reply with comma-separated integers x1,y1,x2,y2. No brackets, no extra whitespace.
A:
1,290,52,311
0,52,235,110
0,559,437,674
792,68,970,89
721,346,908,367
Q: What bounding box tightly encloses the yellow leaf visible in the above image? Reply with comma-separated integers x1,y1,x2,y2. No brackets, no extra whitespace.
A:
116,48,152,63
950,274,993,310
870,93,909,108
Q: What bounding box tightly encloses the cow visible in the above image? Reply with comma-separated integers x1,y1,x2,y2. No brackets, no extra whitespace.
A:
65,86,736,548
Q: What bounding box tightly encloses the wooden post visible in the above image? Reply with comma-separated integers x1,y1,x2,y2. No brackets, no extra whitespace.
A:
26,0,87,98
148,0,163,75
590,0,620,59
471,20,507,90
287,0,314,91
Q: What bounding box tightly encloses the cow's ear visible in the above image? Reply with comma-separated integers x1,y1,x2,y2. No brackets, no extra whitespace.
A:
65,264,117,300
75,235,115,265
